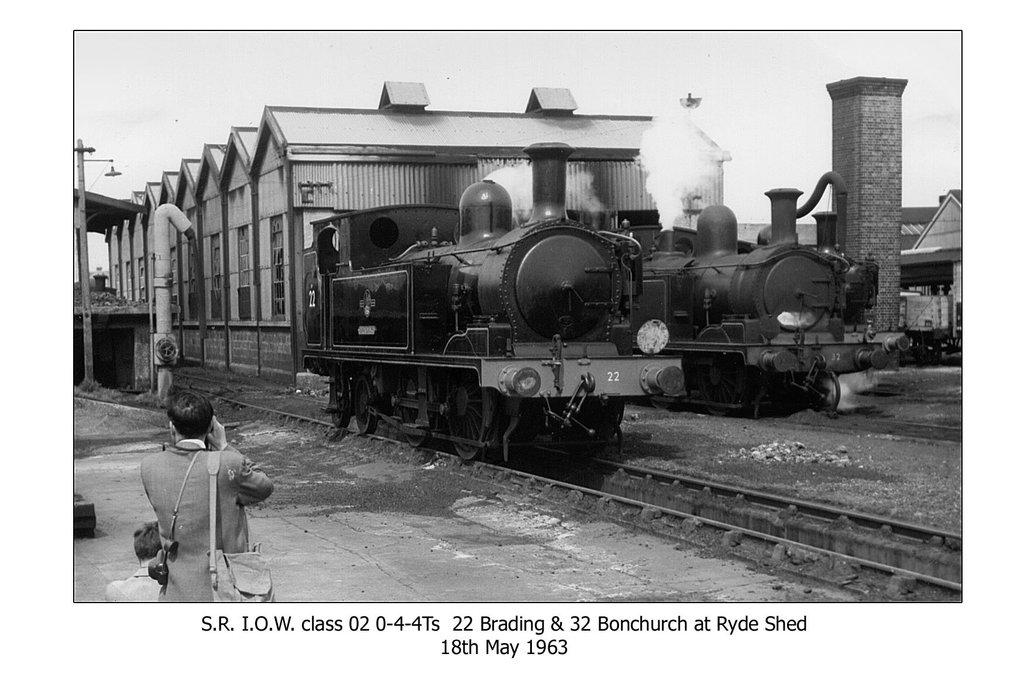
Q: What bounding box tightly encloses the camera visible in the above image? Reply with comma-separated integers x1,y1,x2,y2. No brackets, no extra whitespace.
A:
148,560,169,586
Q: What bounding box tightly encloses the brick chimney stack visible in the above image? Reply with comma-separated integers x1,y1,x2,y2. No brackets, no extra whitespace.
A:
826,76,908,331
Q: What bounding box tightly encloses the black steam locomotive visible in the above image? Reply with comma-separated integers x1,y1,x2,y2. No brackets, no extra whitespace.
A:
302,143,683,460
632,172,909,415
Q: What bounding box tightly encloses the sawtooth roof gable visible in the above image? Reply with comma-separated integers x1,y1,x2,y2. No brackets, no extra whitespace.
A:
175,158,201,207
195,144,227,201
913,190,962,250
221,126,259,190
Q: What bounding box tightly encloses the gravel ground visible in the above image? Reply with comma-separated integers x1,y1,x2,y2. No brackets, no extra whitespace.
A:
174,363,962,533
613,365,962,532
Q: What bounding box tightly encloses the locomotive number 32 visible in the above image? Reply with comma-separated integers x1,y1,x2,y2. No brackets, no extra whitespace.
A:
607,371,620,382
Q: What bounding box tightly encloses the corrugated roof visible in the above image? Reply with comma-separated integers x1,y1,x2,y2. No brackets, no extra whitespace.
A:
269,107,675,152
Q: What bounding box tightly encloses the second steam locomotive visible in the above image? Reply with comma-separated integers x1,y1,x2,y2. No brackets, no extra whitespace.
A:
633,172,909,415
303,143,683,460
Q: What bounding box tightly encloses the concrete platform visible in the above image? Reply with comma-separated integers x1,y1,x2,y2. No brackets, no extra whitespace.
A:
74,398,852,603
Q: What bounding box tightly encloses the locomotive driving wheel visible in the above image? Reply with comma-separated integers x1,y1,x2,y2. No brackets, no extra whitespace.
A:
697,355,748,416
446,374,491,461
353,374,378,435
328,370,352,430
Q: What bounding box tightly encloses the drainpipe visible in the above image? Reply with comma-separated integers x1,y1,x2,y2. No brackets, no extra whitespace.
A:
152,203,195,401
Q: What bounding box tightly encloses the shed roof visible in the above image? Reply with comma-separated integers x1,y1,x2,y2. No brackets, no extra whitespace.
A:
74,189,144,235
255,105,727,168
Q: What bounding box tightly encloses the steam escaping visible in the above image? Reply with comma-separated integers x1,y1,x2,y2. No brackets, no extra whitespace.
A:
484,163,605,225
639,107,719,230
484,165,533,224
837,370,879,413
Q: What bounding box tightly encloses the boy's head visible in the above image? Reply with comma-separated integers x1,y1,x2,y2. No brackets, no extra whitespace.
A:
133,521,161,562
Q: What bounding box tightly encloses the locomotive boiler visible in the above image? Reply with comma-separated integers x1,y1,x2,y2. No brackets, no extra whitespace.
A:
633,172,909,415
303,143,683,459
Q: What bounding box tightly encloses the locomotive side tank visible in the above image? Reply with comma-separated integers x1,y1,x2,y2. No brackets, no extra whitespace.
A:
303,143,683,459
634,172,909,415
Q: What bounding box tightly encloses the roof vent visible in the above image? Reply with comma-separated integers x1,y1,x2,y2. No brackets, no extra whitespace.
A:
525,87,577,116
378,81,430,112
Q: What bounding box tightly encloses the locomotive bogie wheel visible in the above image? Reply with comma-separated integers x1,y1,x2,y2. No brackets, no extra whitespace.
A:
447,377,489,461
353,375,378,435
697,356,748,416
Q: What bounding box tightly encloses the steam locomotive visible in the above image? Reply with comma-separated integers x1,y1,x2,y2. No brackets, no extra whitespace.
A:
632,172,909,415
302,143,683,460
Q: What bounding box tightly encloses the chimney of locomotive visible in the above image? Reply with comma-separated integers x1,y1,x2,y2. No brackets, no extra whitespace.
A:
813,211,839,255
765,188,803,245
524,142,575,223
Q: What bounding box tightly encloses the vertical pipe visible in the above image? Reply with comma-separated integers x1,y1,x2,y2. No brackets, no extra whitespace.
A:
152,203,194,401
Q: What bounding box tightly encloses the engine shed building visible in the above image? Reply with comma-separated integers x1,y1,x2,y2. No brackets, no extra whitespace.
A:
108,82,730,383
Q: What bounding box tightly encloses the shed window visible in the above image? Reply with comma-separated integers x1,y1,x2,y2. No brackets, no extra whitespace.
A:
237,225,252,320
137,257,146,302
238,225,251,287
210,234,222,319
271,216,285,318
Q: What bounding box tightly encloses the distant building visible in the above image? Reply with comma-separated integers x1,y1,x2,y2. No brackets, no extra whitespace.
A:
900,190,962,304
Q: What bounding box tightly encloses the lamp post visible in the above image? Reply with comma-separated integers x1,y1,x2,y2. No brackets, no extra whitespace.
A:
74,139,96,385
74,141,120,387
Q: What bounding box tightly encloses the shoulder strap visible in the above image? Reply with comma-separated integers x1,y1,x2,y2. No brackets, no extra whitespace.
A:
169,450,203,543
207,450,222,588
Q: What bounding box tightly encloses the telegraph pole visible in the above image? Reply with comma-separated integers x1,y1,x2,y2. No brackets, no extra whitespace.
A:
75,139,96,385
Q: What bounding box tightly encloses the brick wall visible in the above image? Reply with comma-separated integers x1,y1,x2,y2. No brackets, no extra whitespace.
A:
182,328,202,362
204,327,227,369
827,77,908,331
230,326,260,375
258,327,295,380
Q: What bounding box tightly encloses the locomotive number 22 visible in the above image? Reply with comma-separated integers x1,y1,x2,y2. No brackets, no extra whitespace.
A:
607,371,620,382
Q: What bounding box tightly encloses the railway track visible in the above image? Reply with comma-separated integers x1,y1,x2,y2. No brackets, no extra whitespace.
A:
182,379,961,597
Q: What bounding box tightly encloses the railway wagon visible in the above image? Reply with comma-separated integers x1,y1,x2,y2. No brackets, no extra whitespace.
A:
302,143,683,460
899,293,961,363
632,172,909,416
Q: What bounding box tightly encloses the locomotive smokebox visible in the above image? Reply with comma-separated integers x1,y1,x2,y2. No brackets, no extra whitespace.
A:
766,188,803,245
695,205,738,258
814,211,839,255
525,142,575,223
458,180,512,247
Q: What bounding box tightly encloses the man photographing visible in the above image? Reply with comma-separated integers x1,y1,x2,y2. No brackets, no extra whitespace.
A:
141,390,273,602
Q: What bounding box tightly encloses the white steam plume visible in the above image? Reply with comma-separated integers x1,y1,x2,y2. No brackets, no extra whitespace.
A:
639,107,719,230
837,370,879,413
484,163,605,225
